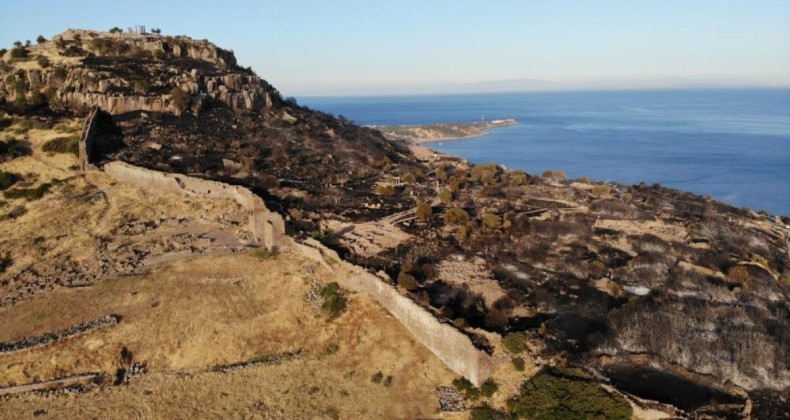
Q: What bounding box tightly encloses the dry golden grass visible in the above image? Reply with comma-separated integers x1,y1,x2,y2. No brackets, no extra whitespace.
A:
0,253,455,418
1,116,459,418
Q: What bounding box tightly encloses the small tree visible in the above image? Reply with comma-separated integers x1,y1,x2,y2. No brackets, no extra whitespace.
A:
13,41,22,48
36,35,47,44
109,27,123,34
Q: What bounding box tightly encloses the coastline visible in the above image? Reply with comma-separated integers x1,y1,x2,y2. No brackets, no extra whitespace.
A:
372,119,516,144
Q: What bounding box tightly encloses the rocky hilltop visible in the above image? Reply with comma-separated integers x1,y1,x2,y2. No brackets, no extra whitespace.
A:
1,29,789,418
0,29,278,115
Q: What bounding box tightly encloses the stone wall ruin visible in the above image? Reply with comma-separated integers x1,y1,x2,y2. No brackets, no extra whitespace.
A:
102,161,285,250
297,239,496,386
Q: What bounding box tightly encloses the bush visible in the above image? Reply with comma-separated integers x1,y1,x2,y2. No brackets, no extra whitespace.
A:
444,207,469,225
0,171,18,190
502,332,527,353
36,56,50,68
591,184,612,198
397,273,419,291
371,371,384,383
728,265,753,287
414,201,431,221
471,163,498,185
41,135,79,155
36,35,47,44
109,27,123,33
375,184,395,196
9,47,28,59
511,356,525,371
507,368,632,419
480,379,498,397
251,247,272,259
470,404,508,420
482,213,502,230
169,87,190,112
0,252,12,274
3,180,57,200
438,188,453,204
401,172,417,184
452,377,481,400
509,171,528,186
319,282,347,319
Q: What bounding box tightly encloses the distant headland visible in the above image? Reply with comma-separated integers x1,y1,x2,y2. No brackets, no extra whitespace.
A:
371,118,516,143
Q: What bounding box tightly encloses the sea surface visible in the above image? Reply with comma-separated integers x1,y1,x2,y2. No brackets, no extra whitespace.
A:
302,89,790,215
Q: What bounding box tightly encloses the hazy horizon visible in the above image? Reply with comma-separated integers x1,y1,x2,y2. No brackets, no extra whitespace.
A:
2,0,789,96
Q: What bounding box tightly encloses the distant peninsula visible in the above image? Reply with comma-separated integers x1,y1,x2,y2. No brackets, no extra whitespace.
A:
371,118,516,143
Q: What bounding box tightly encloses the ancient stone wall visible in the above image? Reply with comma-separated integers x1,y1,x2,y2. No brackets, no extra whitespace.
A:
296,239,496,386
78,106,100,171
102,161,285,250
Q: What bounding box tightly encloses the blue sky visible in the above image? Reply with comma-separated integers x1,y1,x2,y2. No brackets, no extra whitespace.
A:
1,0,789,96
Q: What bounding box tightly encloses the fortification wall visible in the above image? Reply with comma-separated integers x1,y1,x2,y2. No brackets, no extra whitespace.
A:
103,161,285,250
78,106,100,171
297,240,496,386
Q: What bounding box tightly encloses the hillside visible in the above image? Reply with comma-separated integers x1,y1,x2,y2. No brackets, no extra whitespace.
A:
1,29,789,419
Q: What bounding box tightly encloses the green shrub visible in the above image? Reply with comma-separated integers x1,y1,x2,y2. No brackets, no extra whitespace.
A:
511,356,525,371
9,47,28,59
456,225,468,240
3,179,58,200
444,207,469,225
482,213,502,230
375,184,395,196
470,404,508,420
0,252,12,274
169,87,190,112
452,377,481,400
507,368,632,419
401,172,417,184
509,171,528,186
480,379,498,397
414,201,431,221
36,56,50,68
251,247,272,259
41,135,79,155
438,188,453,204
592,184,612,198
0,171,18,190
311,228,335,243
371,371,384,383
471,163,498,185
502,332,527,354
324,343,339,355
319,282,347,319
109,27,123,33
397,273,419,291
728,265,753,287
36,35,47,44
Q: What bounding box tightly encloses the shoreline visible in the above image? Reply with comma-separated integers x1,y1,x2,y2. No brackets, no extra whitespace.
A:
372,119,516,144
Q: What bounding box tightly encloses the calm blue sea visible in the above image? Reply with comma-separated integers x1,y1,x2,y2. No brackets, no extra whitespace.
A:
302,89,790,215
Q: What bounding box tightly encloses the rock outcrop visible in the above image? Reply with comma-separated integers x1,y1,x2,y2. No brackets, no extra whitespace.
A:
0,29,280,115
